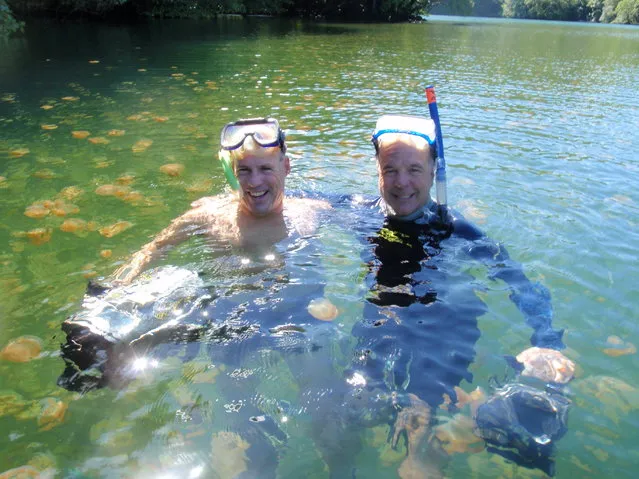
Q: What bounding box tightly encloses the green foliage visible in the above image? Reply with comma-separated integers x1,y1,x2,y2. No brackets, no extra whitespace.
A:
500,0,638,22
4,0,432,21
60,0,129,13
1,0,24,38
282,0,430,21
613,0,639,23
376,0,432,21
443,0,475,15
501,0,589,20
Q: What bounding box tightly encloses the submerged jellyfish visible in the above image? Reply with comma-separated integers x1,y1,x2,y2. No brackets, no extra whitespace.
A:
160,163,185,177
515,347,576,384
24,203,50,219
26,228,52,245
99,221,133,238
60,218,88,234
0,336,43,362
307,297,339,321
72,130,91,139
132,139,153,153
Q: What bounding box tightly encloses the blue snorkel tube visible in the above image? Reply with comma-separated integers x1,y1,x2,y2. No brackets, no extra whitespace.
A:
425,86,448,216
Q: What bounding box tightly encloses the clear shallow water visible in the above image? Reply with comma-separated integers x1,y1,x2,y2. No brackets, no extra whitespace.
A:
1,15,639,478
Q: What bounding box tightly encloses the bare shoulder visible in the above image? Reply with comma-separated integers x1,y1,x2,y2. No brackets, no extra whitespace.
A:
190,193,237,211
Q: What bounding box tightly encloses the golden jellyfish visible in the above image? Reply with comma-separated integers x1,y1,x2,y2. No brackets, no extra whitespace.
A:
33,169,56,179
116,174,135,185
434,414,485,455
127,113,144,121
88,136,109,145
71,130,91,139
0,466,41,478
516,347,576,384
61,96,79,101
80,264,97,279
24,203,50,219
107,129,126,137
159,163,185,177
58,185,84,200
95,184,118,196
41,104,55,110
60,218,87,233
41,124,58,131
88,59,100,64
100,249,112,258
153,116,169,122
50,201,79,217
9,148,30,158
603,336,637,357
307,298,339,321
132,139,153,153
99,221,133,238
0,336,43,362
122,191,144,203
26,228,52,245
37,398,68,431
112,185,131,198
94,159,113,169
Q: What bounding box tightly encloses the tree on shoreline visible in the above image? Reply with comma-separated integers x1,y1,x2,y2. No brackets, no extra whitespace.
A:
499,0,638,22
1,0,23,37
4,0,637,25
5,0,431,22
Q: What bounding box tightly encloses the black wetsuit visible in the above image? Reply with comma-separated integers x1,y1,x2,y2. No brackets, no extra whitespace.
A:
345,197,565,410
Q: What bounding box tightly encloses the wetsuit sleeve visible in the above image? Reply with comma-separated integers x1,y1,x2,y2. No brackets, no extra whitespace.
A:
453,216,565,350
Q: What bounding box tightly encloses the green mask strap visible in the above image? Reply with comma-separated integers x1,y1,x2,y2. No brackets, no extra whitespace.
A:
218,150,239,191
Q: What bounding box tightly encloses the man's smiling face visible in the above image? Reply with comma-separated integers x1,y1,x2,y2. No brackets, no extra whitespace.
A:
377,139,434,217
235,147,290,218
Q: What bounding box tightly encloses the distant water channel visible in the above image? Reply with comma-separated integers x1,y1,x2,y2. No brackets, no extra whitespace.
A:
1,15,638,478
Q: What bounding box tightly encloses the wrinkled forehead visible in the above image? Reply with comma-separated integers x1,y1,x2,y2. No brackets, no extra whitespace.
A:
377,134,433,163
234,146,284,166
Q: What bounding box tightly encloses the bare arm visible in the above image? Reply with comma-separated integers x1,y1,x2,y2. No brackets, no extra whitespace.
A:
110,206,211,286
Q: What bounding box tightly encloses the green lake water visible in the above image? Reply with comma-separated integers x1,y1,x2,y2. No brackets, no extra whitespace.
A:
1,14,638,478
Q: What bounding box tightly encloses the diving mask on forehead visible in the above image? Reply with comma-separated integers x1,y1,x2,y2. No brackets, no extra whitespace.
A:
220,117,285,151
371,114,437,153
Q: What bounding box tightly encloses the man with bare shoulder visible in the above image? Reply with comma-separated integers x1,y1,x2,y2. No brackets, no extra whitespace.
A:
111,117,330,285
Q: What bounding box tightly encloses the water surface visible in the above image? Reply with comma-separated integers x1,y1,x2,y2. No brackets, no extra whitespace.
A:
1,15,638,478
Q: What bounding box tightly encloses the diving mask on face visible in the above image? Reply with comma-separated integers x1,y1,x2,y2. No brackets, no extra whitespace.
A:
371,114,437,153
220,117,285,151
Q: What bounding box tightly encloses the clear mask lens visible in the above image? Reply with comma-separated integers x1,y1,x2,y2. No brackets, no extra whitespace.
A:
371,114,436,147
221,119,281,150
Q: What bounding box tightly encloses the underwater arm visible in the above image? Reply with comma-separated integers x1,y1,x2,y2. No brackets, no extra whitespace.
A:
455,217,565,350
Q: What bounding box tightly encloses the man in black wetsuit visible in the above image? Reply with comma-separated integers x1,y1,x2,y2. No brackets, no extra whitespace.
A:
338,114,570,477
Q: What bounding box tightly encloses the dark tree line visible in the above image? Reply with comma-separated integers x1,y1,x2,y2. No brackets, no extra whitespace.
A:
3,0,432,22
2,0,636,39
